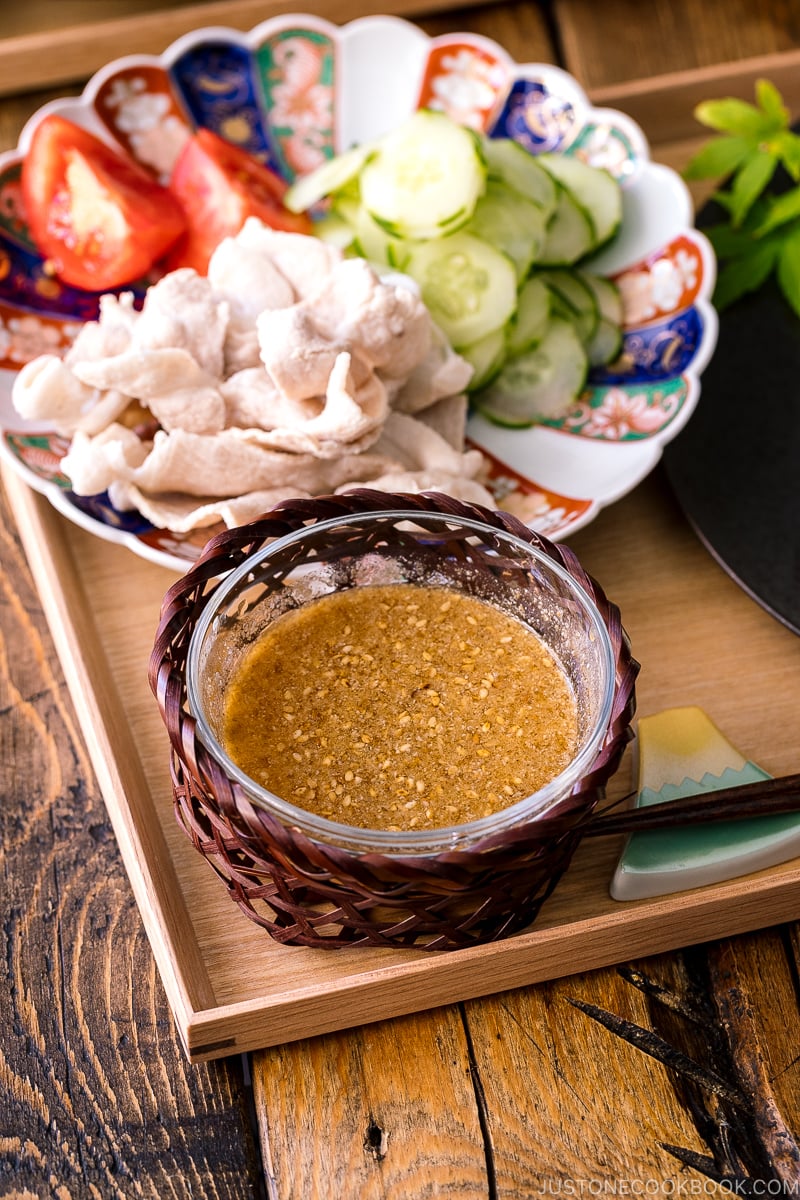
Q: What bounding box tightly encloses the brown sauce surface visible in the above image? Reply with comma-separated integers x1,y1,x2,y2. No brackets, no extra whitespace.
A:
221,583,578,831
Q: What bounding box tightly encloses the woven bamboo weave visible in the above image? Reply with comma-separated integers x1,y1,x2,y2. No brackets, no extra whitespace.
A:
149,490,639,950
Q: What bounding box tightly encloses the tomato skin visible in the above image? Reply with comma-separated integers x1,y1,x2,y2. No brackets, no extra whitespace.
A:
166,128,312,273
21,114,186,292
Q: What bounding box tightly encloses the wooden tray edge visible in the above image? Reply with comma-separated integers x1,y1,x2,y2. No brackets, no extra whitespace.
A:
181,866,800,1061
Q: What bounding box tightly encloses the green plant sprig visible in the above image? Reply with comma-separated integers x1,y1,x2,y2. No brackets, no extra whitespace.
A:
684,79,800,317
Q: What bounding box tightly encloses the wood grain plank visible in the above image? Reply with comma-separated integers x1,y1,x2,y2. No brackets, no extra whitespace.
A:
555,0,800,89
458,941,800,1188
0,474,264,1198
554,0,800,147
0,0,209,39
251,1008,490,1199
584,53,800,151
462,968,714,1187
578,940,800,1182
419,0,553,51
706,933,800,1175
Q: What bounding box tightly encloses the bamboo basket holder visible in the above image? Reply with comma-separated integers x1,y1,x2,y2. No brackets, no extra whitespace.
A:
149,490,639,951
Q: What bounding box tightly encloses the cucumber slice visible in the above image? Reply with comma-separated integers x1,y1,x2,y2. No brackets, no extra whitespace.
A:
405,233,518,348
360,110,485,241
313,210,356,250
538,184,595,265
480,136,557,216
538,153,622,250
465,180,547,282
472,317,588,427
576,269,624,325
460,328,506,391
505,275,551,357
539,268,599,346
586,316,624,367
344,201,411,270
284,143,374,213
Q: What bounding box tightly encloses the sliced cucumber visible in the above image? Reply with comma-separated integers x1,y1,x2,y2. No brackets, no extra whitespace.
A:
284,142,374,213
539,268,599,346
460,328,506,391
405,233,517,348
344,201,411,270
480,136,557,216
360,110,485,241
538,153,622,250
465,180,547,282
472,317,588,427
538,184,595,265
505,274,551,358
313,210,356,250
282,113,625,417
576,269,624,325
572,270,623,363
586,317,624,367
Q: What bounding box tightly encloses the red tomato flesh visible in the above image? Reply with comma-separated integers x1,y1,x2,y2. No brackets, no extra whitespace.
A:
166,128,312,274
21,114,186,292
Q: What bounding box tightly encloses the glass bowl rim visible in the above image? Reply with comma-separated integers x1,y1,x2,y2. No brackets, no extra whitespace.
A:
185,507,617,854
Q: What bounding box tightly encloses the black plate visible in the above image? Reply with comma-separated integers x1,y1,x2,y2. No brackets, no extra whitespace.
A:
663,223,800,635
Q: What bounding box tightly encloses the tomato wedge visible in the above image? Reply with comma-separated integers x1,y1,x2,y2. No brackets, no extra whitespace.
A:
166,128,312,273
21,114,186,292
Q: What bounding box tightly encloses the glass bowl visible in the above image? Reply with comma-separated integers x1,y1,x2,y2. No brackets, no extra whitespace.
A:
186,506,616,856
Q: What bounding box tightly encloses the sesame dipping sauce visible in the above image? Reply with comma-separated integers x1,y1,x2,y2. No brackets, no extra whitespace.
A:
220,583,579,832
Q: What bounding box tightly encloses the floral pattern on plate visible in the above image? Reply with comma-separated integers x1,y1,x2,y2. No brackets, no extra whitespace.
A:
256,25,336,177
552,379,689,441
0,303,80,370
615,234,705,324
168,37,277,167
417,36,512,130
92,63,192,182
0,13,717,572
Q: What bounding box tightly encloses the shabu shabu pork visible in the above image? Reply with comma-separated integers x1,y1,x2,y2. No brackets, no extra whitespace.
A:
12,219,495,532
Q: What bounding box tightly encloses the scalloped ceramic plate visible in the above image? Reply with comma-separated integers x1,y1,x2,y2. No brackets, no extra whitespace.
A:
0,13,718,573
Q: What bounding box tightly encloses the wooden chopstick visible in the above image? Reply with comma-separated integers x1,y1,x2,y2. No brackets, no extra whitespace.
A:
584,772,800,838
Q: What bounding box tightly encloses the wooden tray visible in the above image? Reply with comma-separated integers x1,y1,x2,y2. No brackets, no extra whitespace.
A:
5,462,800,1063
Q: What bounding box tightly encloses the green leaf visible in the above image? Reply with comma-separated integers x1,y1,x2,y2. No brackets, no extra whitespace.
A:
754,189,800,236
694,97,776,138
776,228,800,320
769,129,800,181
682,135,754,180
709,191,771,229
691,79,800,322
704,222,761,259
755,78,789,127
728,151,778,225
712,241,779,310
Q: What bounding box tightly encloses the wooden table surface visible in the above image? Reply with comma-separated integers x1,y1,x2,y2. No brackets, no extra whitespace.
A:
2,1,800,1195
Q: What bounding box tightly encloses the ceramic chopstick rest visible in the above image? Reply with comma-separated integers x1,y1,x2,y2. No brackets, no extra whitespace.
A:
611,705,800,900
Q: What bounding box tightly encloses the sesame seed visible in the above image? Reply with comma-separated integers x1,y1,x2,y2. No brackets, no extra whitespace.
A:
220,582,577,834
